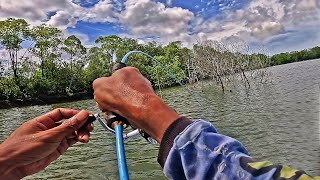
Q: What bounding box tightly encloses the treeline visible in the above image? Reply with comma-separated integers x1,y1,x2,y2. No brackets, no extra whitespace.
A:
0,18,189,100
0,18,319,101
271,47,320,65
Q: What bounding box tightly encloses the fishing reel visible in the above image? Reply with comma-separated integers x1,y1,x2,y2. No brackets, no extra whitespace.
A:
96,112,157,144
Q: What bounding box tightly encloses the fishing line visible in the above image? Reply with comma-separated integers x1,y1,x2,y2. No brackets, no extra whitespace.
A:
121,50,204,106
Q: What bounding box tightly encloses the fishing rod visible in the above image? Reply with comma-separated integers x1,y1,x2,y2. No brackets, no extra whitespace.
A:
95,50,196,180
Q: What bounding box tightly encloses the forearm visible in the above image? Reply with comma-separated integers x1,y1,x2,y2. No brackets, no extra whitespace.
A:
139,95,180,143
158,119,317,179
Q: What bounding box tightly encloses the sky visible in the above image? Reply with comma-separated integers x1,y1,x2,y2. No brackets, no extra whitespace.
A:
0,0,319,54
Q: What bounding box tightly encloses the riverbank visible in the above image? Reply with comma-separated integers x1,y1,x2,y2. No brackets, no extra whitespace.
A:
0,92,93,109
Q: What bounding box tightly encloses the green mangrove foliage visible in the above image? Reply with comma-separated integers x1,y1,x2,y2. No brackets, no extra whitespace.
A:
0,18,319,100
271,47,320,65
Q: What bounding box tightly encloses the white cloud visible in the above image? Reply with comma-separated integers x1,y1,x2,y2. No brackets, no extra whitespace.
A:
227,0,286,39
120,0,194,44
0,0,117,29
0,0,319,52
47,11,77,29
188,0,319,49
78,0,118,23
296,0,318,11
251,21,284,39
45,0,119,29
0,0,77,25
263,24,320,54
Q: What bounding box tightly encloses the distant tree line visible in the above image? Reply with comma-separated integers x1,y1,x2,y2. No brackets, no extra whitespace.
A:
271,47,320,65
0,18,319,101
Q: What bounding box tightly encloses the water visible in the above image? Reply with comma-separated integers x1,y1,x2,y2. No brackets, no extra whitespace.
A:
0,59,319,179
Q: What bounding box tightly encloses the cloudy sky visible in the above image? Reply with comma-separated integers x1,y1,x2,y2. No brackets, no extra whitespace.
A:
0,0,319,54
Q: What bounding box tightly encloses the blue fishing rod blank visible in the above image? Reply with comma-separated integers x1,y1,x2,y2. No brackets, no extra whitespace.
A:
115,124,129,180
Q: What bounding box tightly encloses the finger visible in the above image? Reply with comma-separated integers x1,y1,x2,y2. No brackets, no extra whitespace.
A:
76,129,90,143
43,108,80,122
50,110,89,139
92,77,109,90
33,108,81,129
95,101,111,112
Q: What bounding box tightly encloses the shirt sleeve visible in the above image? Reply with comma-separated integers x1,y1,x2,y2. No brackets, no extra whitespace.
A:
158,117,319,180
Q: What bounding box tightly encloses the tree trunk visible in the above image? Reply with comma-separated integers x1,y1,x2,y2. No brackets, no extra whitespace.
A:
242,70,250,88
41,59,44,77
217,75,225,92
9,50,18,79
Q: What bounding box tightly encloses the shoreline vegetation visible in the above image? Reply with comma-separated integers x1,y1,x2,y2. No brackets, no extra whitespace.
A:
0,93,92,109
1,18,320,109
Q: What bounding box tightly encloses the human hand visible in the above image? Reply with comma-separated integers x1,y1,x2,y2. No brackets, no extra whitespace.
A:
93,67,179,143
0,108,93,180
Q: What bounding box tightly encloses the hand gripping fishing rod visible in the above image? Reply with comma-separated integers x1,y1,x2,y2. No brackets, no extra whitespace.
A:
100,50,196,180
105,62,158,180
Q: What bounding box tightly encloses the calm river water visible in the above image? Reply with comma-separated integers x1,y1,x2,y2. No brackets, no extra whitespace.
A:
0,59,319,179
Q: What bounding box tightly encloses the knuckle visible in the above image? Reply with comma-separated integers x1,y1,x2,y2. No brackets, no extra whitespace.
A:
92,78,100,89
93,77,110,89
55,108,63,112
37,132,58,143
63,118,78,132
115,67,139,78
40,133,53,141
126,67,139,73
54,108,65,116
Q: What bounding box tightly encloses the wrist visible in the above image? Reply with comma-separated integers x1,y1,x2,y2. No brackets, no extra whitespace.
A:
140,94,179,143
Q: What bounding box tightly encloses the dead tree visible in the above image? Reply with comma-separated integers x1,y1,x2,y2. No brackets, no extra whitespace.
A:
189,40,271,92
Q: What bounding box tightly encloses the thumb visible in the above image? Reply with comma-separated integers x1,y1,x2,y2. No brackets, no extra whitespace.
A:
50,110,89,139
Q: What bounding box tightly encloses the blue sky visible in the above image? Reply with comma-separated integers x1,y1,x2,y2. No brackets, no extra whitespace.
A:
0,0,319,54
